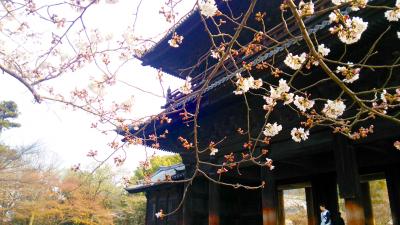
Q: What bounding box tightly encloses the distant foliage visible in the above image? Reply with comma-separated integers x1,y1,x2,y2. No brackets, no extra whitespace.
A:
113,193,146,225
0,101,20,133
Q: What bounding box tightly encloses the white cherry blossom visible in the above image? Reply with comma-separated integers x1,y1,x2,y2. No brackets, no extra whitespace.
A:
284,53,307,70
291,127,310,142
210,147,218,156
270,79,291,100
283,93,294,105
338,17,368,44
263,122,283,137
179,76,193,94
233,73,263,95
329,12,339,24
318,44,331,56
298,1,314,16
322,99,346,119
336,63,360,83
199,0,218,18
294,95,315,112
385,9,400,22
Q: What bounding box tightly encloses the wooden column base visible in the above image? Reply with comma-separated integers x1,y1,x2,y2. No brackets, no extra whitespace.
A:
209,212,219,225
262,207,277,225
344,199,365,225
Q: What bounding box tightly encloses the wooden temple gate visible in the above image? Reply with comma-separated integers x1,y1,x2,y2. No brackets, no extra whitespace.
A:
123,0,400,224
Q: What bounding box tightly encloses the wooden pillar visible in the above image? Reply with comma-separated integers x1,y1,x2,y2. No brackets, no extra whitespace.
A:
261,168,278,225
155,190,160,225
305,187,317,225
386,165,400,225
145,192,151,225
311,175,339,225
277,190,285,225
182,184,192,225
180,152,196,225
334,135,365,225
164,189,170,225
360,182,374,225
208,180,220,225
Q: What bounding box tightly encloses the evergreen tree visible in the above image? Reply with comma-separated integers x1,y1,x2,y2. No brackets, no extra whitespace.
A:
0,101,20,133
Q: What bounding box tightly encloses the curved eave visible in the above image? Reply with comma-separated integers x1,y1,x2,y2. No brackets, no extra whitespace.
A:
139,0,282,79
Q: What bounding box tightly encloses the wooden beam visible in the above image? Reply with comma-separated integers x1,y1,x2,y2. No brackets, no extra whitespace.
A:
386,165,400,225
261,168,278,225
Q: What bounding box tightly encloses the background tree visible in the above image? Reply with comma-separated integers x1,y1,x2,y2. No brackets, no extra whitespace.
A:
0,101,20,133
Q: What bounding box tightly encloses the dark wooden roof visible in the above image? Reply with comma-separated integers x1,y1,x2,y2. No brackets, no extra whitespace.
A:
125,163,185,193
139,0,283,79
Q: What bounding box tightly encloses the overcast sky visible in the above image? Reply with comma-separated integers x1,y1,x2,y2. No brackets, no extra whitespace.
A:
0,0,195,175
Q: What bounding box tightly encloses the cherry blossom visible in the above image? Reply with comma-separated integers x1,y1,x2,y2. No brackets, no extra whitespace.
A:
233,73,263,95
199,0,218,18
284,53,307,70
155,209,165,219
265,158,275,170
298,1,314,16
270,79,291,99
210,147,218,156
179,77,193,94
263,122,283,137
209,142,219,156
394,141,400,150
318,44,331,56
294,95,315,112
384,0,400,22
291,127,310,142
330,16,368,44
322,99,346,119
329,11,340,24
168,32,184,48
336,63,360,83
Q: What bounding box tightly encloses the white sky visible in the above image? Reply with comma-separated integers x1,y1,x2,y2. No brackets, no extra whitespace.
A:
0,0,196,175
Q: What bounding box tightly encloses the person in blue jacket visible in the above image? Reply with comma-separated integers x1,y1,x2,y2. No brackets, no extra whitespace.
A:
320,204,332,225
